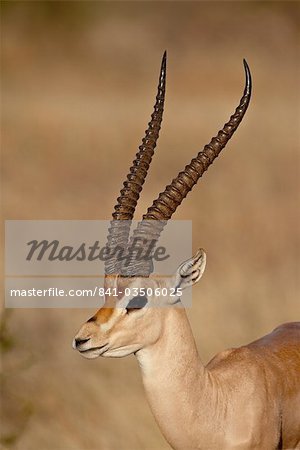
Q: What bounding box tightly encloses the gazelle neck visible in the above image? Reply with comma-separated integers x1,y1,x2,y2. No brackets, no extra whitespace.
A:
136,308,218,450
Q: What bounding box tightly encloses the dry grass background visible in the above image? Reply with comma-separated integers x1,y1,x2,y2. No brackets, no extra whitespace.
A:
1,2,299,449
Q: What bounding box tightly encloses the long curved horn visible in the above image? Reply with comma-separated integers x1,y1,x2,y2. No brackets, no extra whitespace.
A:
125,59,252,276
105,52,167,274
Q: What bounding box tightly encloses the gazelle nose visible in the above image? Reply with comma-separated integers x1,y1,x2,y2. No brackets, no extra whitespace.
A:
75,337,90,348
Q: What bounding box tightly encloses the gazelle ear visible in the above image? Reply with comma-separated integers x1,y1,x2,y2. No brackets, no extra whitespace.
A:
174,249,207,290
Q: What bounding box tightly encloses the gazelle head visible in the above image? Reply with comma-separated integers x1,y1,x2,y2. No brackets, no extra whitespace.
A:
73,52,251,359
73,249,206,359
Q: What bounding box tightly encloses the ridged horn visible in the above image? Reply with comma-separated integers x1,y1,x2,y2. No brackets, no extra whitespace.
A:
105,52,167,274
125,59,252,276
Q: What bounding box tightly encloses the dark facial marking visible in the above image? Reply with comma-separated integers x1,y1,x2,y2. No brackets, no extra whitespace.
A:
87,316,97,323
126,295,148,312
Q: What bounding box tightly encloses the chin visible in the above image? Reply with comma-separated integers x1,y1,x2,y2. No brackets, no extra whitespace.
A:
79,349,102,359
103,345,139,358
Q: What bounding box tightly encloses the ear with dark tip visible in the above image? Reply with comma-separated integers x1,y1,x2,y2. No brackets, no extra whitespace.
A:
126,295,148,312
175,249,207,290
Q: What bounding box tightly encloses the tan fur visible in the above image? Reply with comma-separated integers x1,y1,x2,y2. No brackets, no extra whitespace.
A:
73,252,300,449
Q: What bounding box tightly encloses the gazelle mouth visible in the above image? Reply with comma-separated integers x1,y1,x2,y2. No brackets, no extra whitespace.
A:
79,344,109,354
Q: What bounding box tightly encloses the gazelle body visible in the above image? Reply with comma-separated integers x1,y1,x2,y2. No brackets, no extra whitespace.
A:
74,256,300,449
73,54,300,449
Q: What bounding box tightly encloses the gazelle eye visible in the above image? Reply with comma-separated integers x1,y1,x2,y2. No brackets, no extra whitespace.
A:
126,295,148,312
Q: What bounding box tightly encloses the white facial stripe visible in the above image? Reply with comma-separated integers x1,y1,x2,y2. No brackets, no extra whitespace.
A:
100,311,120,331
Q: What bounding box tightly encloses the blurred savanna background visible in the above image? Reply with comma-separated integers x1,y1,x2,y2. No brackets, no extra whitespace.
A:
1,1,299,449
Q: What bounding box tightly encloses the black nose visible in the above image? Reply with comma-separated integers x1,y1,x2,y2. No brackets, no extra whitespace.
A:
75,337,90,348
